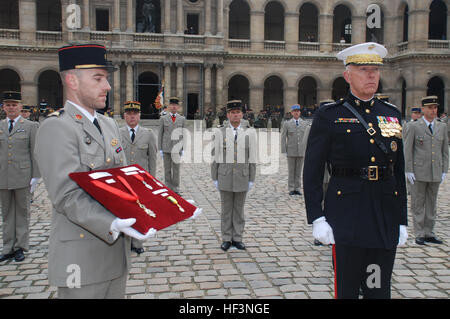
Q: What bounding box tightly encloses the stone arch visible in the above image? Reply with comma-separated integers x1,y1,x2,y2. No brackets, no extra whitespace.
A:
299,2,319,42
37,69,63,108
229,0,251,39
264,1,285,41
227,74,250,107
0,68,21,99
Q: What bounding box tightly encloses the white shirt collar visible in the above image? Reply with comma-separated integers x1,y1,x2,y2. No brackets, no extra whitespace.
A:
128,125,139,134
68,100,98,123
422,117,435,128
7,115,22,125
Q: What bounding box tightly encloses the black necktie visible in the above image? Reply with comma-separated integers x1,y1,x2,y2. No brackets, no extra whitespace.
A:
8,119,14,133
93,118,102,134
234,128,237,141
131,128,135,142
428,123,433,134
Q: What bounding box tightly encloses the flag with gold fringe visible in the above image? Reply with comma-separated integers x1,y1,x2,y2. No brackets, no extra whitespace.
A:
155,81,164,109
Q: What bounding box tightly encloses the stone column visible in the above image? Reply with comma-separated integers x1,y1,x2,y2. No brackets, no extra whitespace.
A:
164,62,171,103
217,0,224,36
176,63,184,107
83,0,90,30
352,16,366,44
127,0,134,32
126,62,134,101
249,85,264,112
285,12,299,52
204,63,212,109
250,10,265,51
113,62,121,118
409,7,429,50
318,14,333,52
205,0,211,35
113,0,120,32
216,64,224,108
164,0,171,33
60,0,69,42
177,0,183,34
285,87,297,108
19,0,36,44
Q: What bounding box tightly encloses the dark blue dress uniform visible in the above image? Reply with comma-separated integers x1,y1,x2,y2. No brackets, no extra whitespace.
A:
303,92,407,298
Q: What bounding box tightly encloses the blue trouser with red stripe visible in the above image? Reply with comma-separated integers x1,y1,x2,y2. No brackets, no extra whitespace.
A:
332,244,397,299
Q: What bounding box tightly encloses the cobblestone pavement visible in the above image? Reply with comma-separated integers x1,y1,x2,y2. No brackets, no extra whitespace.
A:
0,127,449,299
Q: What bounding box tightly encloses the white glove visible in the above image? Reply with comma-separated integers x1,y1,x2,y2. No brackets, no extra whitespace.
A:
110,218,156,241
398,225,408,246
30,178,39,193
186,200,203,220
312,216,335,245
442,173,446,183
180,150,184,157
406,172,416,185
213,180,218,189
248,181,254,191
159,150,164,158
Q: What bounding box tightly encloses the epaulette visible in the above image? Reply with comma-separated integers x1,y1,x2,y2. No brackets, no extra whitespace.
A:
320,99,343,111
47,110,64,118
378,99,400,113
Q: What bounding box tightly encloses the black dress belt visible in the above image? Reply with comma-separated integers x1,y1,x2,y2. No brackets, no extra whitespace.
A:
331,165,394,181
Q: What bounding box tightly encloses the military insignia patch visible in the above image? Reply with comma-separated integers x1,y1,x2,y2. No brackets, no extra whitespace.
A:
115,146,122,153
390,141,398,152
75,114,83,120
111,138,118,147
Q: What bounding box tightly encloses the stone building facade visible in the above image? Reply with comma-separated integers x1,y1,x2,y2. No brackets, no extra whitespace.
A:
0,0,449,119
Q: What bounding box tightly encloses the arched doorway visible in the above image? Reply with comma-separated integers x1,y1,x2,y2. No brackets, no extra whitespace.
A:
136,0,161,33
299,3,318,42
429,0,447,40
332,77,349,101
333,4,352,43
229,0,250,39
427,76,446,115
366,6,384,43
37,0,62,31
0,0,19,29
228,75,250,108
0,69,21,97
137,72,160,119
263,75,284,111
298,76,317,107
37,70,63,108
264,1,285,41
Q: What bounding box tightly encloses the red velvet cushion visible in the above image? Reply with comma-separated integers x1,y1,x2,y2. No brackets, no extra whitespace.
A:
69,164,197,234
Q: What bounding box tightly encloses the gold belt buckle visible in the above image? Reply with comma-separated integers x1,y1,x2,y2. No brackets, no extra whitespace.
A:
368,166,378,181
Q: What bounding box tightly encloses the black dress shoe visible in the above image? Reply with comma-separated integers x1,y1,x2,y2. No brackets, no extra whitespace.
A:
314,239,323,246
424,236,443,244
415,237,426,245
221,241,232,251
289,191,295,195
0,252,15,262
294,191,302,195
131,246,144,255
14,249,25,262
232,241,246,250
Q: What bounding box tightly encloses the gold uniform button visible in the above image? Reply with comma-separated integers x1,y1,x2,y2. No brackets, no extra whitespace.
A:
80,234,84,238
394,191,398,196
368,123,373,128
347,129,351,133
90,163,94,167
337,191,342,195
366,109,370,114
370,139,375,144
371,157,376,162
120,158,123,163
106,158,111,163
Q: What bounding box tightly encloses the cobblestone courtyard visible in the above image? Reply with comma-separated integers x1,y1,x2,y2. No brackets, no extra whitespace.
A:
0,127,449,299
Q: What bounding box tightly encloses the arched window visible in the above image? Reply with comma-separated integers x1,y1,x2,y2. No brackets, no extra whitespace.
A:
229,0,250,39
38,70,63,108
427,76,446,115
0,69,20,96
298,76,317,107
0,0,19,29
37,0,62,31
402,5,409,42
228,75,250,107
299,3,318,42
400,78,407,118
333,5,352,43
264,1,285,41
332,77,349,101
263,75,284,110
429,0,447,40
137,72,160,119
136,0,161,33
366,5,384,43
